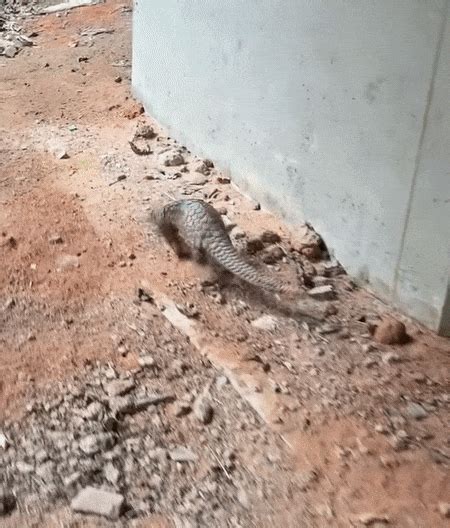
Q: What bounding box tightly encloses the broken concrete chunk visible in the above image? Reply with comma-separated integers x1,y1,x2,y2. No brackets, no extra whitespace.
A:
70,486,124,520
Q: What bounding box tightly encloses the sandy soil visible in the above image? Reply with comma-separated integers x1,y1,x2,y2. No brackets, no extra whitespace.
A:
0,2,449,527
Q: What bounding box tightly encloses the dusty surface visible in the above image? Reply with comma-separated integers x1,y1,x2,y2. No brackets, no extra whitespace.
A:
0,2,449,527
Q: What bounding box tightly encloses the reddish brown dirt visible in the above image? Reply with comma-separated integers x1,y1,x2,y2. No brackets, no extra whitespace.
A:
1,2,449,527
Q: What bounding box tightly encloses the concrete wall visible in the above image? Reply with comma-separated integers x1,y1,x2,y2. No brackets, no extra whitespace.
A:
132,0,450,335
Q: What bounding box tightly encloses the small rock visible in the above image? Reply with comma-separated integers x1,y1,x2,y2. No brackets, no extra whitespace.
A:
301,245,322,261
315,503,334,519
296,469,319,491
3,298,15,310
193,392,213,424
363,358,378,368
382,352,402,364
221,215,236,230
390,431,409,451
80,401,104,420
138,355,156,368
231,226,246,239
48,235,63,244
356,513,389,525
312,276,333,287
170,447,197,463
438,502,450,518
246,238,264,254
64,472,81,488
192,160,211,175
187,173,209,185
405,402,428,420
173,401,192,417
71,486,124,520
35,461,55,483
35,449,49,464
79,433,114,456
104,379,135,397
216,375,229,389
16,461,34,474
133,393,174,411
162,151,185,167
261,230,281,244
104,462,120,485
56,254,80,270
137,287,153,303
216,175,231,184
109,395,135,415
4,45,18,58
237,488,249,508
374,424,389,434
262,245,284,264
0,489,16,516
307,285,335,300
374,318,408,345
54,148,69,160
251,315,278,332
135,125,157,139
412,372,427,383
0,432,8,449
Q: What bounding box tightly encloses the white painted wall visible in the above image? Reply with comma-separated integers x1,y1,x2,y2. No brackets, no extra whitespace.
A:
132,0,450,334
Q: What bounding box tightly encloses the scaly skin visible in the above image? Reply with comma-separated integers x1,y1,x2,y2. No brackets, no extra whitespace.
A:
150,199,296,295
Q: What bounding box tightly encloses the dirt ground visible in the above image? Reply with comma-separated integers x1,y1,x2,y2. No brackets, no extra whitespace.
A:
1,2,449,527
